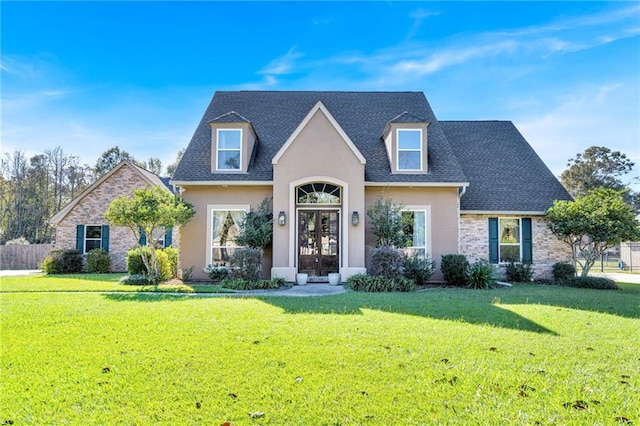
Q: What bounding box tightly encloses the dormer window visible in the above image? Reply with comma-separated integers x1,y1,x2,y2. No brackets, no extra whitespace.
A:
216,129,242,171
397,129,422,171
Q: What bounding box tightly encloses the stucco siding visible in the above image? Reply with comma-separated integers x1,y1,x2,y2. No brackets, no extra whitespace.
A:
365,186,460,280
460,214,572,278
179,185,273,280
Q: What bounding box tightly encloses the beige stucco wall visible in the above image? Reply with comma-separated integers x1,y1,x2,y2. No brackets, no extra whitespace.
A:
365,186,460,280
460,214,572,279
53,164,177,272
271,108,366,281
179,185,273,280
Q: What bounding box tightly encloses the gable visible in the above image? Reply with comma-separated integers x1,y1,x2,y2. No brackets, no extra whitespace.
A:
50,160,168,225
272,101,365,166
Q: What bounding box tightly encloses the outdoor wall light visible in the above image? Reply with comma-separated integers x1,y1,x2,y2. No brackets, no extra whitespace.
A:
351,211,360,226
278,211,286,226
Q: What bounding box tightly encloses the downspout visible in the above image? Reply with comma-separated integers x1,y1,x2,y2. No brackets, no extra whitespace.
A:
458,185,468,254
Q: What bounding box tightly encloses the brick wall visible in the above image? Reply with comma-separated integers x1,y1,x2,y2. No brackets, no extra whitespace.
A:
54,164,177,272
460,214,572,279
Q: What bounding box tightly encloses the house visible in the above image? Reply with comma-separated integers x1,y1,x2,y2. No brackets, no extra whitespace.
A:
49,160,178,271
171,91,572,282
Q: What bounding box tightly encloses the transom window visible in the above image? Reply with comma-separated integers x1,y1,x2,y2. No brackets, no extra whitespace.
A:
297,183,341,205
210,209,245,264
401,209,428,259
397,129,422,171
216,129,242,170
84,225,103,253
499,218,521,263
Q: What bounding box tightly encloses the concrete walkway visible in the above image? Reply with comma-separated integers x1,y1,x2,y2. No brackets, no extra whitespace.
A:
234,284,347,297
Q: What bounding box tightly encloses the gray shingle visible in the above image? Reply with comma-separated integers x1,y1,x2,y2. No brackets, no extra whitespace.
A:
440,121,572,212
173,91,467,184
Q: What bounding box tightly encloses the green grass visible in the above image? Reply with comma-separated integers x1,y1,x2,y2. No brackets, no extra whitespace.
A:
1,280,639,425
0,274,232,294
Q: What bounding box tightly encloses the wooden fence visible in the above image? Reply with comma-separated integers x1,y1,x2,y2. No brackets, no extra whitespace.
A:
0,244,53,270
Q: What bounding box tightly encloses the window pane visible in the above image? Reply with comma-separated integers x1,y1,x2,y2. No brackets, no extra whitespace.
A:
398,130,421,149
500,219,520,244
86,239,101,252
500,245,520,263
398,151,421,170
86,226,102,239
218,151,240,170
212,211,241,246
218,130,241,149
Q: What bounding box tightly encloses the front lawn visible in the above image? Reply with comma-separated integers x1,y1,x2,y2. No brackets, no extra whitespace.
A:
0,273,232,294
1,280,638,424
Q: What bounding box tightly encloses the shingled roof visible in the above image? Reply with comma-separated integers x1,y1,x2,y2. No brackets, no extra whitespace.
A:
172,91,571,213
172,91,467,184
440,121,572,212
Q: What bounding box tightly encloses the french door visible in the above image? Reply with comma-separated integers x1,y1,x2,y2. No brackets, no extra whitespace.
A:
298,210,339,276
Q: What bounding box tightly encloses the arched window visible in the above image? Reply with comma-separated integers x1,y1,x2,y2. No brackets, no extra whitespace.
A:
296,182,341,205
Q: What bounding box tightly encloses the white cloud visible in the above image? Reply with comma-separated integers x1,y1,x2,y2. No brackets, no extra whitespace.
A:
259,47,304,76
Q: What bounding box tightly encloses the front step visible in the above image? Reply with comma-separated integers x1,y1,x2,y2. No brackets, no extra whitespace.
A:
307,276,329,283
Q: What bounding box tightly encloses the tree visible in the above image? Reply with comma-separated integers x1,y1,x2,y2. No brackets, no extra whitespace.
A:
561,146,635,198
94,146,138,177
366,195,405,247
105,186,195,283
546,187,640,277
166,148,185,177
144,157,163,176
236,198,273,249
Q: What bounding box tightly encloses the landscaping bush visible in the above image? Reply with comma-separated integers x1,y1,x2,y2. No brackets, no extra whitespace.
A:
219,277,283,290
403,255,436,285
41,249,83,274
562,277,619,290
393,276,417,292
345,274,393,292
180,266,194,282
207,265,229,281
467,259,497,289
440,254,469,286
86,248,111,273
553,262,576,281
229,247,263,282
119,274,155,285
126,247,171,281
369,245,405,279
164,247,178,278
505,262,533,283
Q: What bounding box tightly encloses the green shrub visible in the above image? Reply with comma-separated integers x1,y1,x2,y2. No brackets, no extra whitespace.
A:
126,247,171,281
562,277,619,290
119,274,155,285
207,265,229,281
181,266,194,282
41,249,83,274
467,260,497,289
164,247,178,278
345,274,393,292
86,248,111,273
403,255,436,285
505,262,533,283
229,247,263,282
220,277,283,290
441,254,469,287
393,276,416,292
41,254,62,274
369,245,404,280
553,262,576,281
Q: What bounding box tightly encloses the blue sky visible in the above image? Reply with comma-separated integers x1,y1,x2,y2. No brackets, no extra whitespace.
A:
2,1,639,187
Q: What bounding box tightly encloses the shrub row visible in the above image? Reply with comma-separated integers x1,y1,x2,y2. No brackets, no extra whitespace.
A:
126,247,177,282
41,249,83,274
220,277,285,290
345,274,416,292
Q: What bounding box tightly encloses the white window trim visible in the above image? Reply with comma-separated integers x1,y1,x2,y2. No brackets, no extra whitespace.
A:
396,129,423,171
402,205,431,258
498,217,522,264
206,204,249,266
84,224,102,254
216,128,242,171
